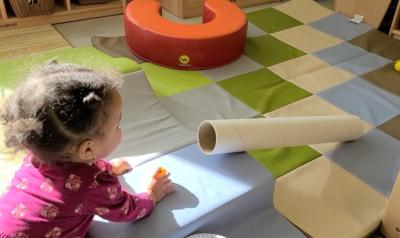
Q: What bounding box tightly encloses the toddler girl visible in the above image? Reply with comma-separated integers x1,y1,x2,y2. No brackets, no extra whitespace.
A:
0,61,175,237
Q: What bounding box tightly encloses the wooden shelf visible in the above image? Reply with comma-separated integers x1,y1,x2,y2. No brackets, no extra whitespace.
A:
70,0,118,10
390,0,400,39
0,0,7,20
0,0,122,31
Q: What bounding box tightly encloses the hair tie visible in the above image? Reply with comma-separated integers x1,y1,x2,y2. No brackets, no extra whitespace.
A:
82,92,101,104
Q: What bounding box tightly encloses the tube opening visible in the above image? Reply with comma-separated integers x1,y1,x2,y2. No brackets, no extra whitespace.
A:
198,122,216,153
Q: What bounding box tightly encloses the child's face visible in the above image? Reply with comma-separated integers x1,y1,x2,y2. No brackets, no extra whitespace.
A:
92,90,122,159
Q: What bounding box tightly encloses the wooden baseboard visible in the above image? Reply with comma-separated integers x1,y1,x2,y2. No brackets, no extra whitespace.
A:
0,0,122,31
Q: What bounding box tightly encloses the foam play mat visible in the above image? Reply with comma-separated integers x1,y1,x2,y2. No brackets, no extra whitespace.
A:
91,0,400,236
3,0,400,237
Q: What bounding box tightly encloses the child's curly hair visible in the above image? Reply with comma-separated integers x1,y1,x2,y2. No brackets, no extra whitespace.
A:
1,60,123,162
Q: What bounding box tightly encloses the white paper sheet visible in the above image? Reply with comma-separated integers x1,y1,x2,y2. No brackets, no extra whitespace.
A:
198,115,363,155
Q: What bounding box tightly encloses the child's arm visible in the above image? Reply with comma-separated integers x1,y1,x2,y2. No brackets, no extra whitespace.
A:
83,163,175,222
83,169,154,222
109,158,174,203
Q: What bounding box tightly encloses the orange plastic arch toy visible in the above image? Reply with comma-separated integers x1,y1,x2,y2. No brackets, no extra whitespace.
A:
124,0,247,70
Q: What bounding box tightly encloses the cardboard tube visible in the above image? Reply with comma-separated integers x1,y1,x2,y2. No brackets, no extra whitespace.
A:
198,115,364,155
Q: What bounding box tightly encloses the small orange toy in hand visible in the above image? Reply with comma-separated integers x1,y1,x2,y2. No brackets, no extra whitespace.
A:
147,167,175,204
156,167,167,178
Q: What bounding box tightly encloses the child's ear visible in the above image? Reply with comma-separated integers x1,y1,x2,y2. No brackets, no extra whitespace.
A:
77,139,96,162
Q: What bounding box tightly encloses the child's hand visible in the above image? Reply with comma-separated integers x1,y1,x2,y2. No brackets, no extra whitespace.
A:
110,158,132,176
147,167,176,204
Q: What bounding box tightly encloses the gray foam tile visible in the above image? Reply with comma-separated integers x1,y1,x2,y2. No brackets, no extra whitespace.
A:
310,13,372,41
160,83,259,131
319,77,400,126
327,129,400,197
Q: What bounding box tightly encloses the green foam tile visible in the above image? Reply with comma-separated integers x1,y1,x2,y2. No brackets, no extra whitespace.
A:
0,47,140,89
247,8,303,33
244,35,306,67
141,63,213,98
218,68,312,114
248,146,321,178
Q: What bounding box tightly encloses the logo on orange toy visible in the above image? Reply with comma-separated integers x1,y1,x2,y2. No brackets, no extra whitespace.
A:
179,55,190,65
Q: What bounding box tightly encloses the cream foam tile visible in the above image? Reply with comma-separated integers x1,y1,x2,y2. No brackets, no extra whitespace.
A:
289,66,355,94
268,54,330,81
273,0,333,23
264,95,348,118
271,25,343,53
274,156,387,238
309,141,343,154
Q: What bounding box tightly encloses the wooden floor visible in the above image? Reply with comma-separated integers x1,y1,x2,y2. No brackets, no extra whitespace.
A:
0,24,71,62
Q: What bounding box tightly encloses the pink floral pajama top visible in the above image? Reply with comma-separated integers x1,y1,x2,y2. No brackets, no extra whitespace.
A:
0,154,154,238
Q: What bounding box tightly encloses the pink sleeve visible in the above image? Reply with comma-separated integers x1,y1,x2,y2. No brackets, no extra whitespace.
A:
84,161,154,222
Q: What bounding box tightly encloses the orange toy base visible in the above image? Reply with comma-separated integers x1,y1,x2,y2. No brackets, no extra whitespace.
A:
124,0,247,70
